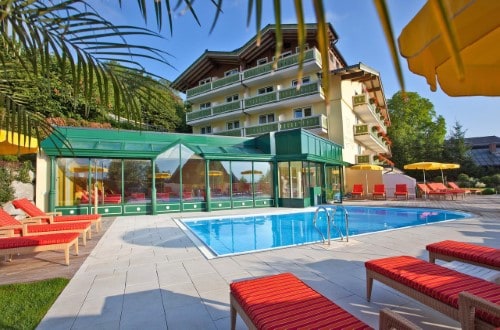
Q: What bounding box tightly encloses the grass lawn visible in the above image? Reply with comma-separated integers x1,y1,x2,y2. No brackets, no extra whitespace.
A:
0,278,69,330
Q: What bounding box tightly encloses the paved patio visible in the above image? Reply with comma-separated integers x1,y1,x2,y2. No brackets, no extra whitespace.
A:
20,196,500,329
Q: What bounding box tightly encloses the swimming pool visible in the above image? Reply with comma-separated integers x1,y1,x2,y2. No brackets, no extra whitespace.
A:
180,206,472,258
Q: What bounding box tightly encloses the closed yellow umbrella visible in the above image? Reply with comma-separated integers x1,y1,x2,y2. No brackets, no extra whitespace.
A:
350,164,384,195
398,0,500,96
0,129,38,155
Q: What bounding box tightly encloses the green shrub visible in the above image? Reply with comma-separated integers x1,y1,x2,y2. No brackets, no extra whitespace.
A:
481,188,496,195
0,167,14,203
17,160,33,183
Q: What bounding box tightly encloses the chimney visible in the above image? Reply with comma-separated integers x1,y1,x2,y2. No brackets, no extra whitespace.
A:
489,143,497,153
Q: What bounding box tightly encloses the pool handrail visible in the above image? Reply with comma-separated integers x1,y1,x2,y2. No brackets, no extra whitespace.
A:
313,205,349,244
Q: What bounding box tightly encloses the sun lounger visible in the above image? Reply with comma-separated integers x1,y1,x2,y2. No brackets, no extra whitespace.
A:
416,183,447,199
12,198,102,232
448,182,471,196
230,272,372,329
365,255,500,329
0,229,79,265
426,240,500,271
0,208,91,245
428,182,465,200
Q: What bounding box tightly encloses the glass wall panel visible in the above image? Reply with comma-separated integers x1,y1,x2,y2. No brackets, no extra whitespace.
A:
123,159,151,203
231,161,253,198
278,162,290,198
290,161,304,198
180,145,205,201
95,159,122,204
326,165,342,202
155,145,180,202
209,160,230,199
253,162,273,198
56,158,91,206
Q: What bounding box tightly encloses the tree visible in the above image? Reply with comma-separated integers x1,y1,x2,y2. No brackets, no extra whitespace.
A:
442,121,481,180
387,91,446,172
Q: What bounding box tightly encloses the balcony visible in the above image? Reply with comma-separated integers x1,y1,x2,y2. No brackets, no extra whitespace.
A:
243,82,324,114
186,101,243,124
352,94,387,130
244,114,327,137
353,124,390,153
185,48,322,102
187,82,324,124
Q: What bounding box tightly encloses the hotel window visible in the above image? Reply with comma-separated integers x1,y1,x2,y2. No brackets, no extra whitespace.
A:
257,57,268,65
292,76,311,87
200,102,211,110
226,94,239,103
258,86,274,95
225,68,239,77
259,114,275,124
227,121,240,130
294,107,312,119
199,77,211,86
200,126,212,134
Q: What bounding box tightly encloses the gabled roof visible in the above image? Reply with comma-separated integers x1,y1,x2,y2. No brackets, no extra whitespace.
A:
332,63,389,123
171,23,345,92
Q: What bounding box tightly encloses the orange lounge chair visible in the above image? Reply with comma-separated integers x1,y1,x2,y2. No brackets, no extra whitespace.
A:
230,272,372,329
426,240,500,271
394,184,409,200
459,292,500,330
351,184,364,199
0,229,79,265
416,183,447,199
448,182,472,196
372,184,386,200
365,256,500,329
428,182,464,200
0,208,91,246
12,198,102,232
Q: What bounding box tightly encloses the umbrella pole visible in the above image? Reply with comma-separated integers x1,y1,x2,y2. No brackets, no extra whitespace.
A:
365,172,369,198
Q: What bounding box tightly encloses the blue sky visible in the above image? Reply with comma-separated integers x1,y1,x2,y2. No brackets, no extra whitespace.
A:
95,0,498,138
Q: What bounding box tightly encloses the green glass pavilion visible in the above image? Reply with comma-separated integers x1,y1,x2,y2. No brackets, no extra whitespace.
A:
37,127,345,216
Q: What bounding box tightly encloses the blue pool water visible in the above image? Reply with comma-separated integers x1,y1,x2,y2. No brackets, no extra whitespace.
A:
181,206,472,257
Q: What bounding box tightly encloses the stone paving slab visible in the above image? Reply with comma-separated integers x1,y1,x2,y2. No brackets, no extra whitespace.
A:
2,196,499,329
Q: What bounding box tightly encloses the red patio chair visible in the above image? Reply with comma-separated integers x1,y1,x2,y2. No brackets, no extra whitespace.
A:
0,208,91,245
372,184,386,200
12,198,102,232
351,184,363,199
394,184,409,200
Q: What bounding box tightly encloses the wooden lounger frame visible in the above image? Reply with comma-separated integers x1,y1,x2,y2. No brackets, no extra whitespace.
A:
366,268,495,329
0,229,79,265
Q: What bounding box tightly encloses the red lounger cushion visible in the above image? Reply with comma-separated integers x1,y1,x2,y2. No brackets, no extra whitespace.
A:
12,198,100,221
230,272,371,329
54,214,100,222
26,222,91,233
366,256,500,326
426,240,500,268
0,233,80,249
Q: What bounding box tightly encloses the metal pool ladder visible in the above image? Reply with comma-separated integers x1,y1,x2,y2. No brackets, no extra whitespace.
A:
313,205,349,245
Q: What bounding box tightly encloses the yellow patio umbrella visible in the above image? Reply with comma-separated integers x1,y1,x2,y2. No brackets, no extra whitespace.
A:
0,129,38,155
404,162,441,184
398,0,500,96
349,164,384,194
